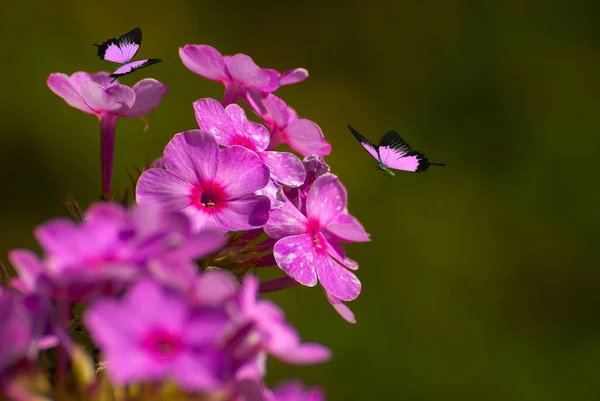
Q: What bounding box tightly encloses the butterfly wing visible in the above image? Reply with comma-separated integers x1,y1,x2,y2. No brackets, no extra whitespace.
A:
347,125,380,161
377,130,431,172
110,59,162,82
95,27,142,64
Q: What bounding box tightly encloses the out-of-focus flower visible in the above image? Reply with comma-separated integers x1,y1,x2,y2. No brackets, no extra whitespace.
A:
47,72,168,198
0,291,56,379
9,202,226,302
84,279,230,390
136,130,271,233
264,175,369,302
179,45,307,106
195,98,305,188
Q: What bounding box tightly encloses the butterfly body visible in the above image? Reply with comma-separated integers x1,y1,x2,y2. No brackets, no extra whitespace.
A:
347,125,445,174
94,27,161,82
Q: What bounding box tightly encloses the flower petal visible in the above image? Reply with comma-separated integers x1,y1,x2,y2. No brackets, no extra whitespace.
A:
277,342,332,365
179,45,229,82
325,213,370,243
8,250,44,292
285,119,332,157
217,146,270,197
194,98,239,145
119,79,169,118
225,104,270,151
314,252,361,301
280,68,309,85
163,130,219,184
213,196,271,232
306,175,346,227
79,81,135,114
325,291,356,324
136,169,193,210
273,234,318,287
264,194,307,239
226,54,280,91
47,73,95,114
260,151,306,188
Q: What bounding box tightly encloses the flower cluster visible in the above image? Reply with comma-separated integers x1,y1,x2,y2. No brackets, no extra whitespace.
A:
0,41,369,400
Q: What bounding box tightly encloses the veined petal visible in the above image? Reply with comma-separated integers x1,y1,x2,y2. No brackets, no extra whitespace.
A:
314,251,361,302
260,151,306,188
264,195,307,239
119,79,168,118
213,196,270,232
47,73,95,114
79,81,135,114
163,130,219,185
306,175,346,227
136,169,193,210
217,146,270,197
179,45,229,82
194,98,239,145
273,234,318,287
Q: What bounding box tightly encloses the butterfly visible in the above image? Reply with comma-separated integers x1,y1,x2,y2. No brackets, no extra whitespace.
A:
347,125,445,176
94,27,161,83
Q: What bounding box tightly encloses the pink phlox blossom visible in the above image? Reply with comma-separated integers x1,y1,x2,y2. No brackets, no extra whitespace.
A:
264,175,369,302
136,130,271,233
179,45,307,106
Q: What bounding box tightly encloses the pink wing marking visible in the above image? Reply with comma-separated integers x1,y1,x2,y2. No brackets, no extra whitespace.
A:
95,27,142,64
378,146,422,172
110,59,162,82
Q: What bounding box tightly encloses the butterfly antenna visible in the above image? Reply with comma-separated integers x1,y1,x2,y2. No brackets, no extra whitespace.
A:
430,162,446,167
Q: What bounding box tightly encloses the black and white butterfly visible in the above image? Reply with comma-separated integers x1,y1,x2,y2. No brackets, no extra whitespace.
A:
94,27,161,82
347,125,445,175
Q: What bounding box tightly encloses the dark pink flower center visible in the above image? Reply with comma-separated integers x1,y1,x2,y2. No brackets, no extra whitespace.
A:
231,135,258,151
190,181,227,212
142,329,183,359
307,219,324,249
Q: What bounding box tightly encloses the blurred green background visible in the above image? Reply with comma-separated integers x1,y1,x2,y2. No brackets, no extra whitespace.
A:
2,0,600,399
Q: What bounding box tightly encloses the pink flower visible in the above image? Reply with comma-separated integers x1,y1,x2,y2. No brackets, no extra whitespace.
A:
9,202,226,302
232,276,331,369
179,45,307,106
264,175,369,302
84,279,231,390
47,71,168,198
194,98,305,188
248,94,331,157
136,130,271,233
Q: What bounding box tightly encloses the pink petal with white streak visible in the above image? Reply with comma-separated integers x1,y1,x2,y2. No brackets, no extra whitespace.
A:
273,234,318,287
314,251,361,301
